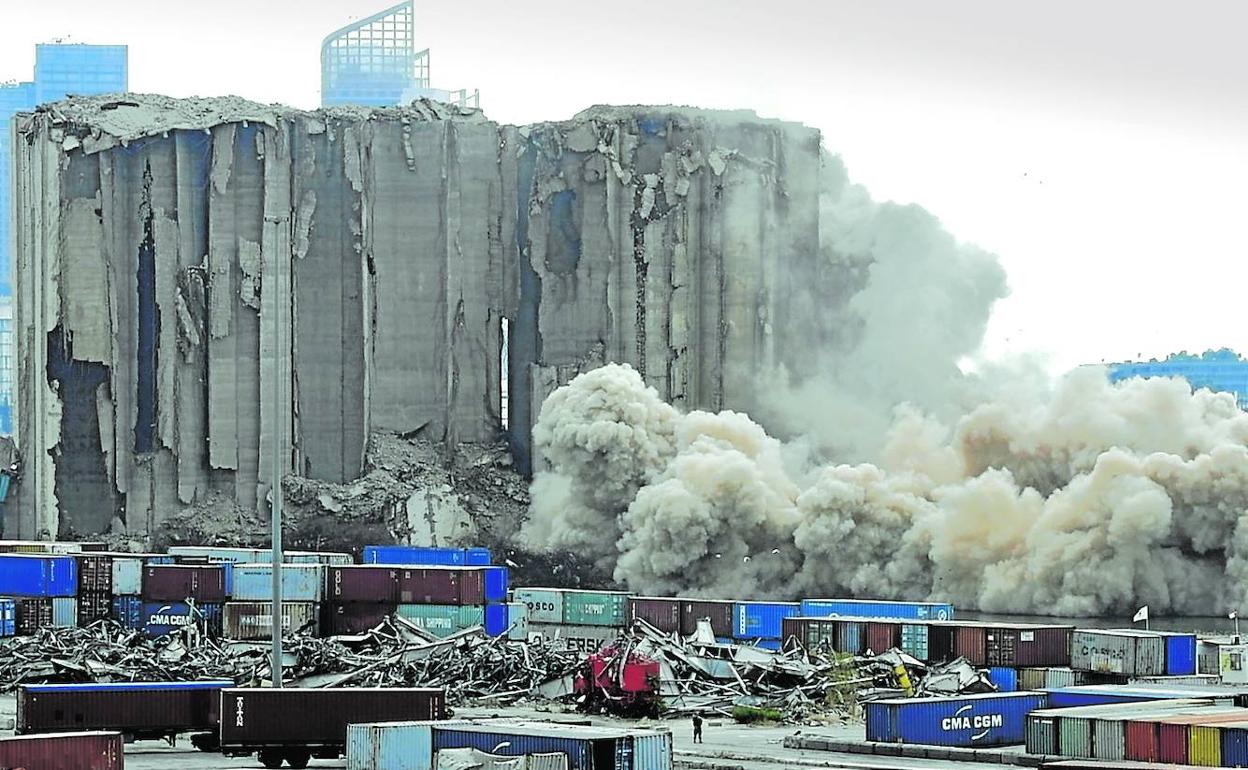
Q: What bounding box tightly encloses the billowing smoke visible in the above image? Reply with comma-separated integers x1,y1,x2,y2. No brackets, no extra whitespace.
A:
522,150,1248,617
527,363,1248,616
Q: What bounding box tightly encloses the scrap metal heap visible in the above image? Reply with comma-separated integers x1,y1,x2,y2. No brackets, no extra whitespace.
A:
9,93,822,543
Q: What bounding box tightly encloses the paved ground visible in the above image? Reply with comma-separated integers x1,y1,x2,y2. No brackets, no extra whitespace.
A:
0,695,994,769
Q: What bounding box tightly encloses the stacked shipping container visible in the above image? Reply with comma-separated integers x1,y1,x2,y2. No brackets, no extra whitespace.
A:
518,588,630,650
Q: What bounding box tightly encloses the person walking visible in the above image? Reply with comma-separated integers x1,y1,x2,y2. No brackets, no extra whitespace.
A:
693,714,704,743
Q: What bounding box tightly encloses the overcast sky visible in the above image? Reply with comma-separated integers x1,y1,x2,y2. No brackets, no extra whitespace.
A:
3,0,1245,374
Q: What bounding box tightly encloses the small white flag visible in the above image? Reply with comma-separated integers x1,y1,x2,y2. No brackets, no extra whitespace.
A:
1133,606,1149,623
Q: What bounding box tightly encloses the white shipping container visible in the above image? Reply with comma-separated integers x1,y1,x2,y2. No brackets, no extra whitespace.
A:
527,623,621,653
507,602,529,641
111,557,143,596
51,597,78,627
222,602,320,640
346,721,434,770
513,588,564,624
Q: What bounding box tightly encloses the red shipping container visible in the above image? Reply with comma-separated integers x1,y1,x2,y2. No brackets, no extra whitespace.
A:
0,731,123,769
630,597,680,633
865,621,898,653
954,625,987,665
1158,721,1188,764
141,565,227,602
1125,720,1159,762
680,600,734,637
321,602,397,635
397,567,484,605
326,566,399,603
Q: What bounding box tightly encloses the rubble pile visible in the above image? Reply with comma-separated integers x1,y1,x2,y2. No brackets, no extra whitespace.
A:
854,650,995,701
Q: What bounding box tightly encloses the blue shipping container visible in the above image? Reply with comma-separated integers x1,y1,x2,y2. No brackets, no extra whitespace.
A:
799,598,954,621
0,598,14,636
229,564,323,602
865,692,1047,747
346,721,438,770
732,601,799,640
1155,631,1198,676
989,667,1018,692
432,723,671,770
112,595,142,629
484,603,507,637
1223,725,1248,769
1042,684,1236,708
363,546,491,567
0,555,77,597
483,567,508,603
141,601,223,637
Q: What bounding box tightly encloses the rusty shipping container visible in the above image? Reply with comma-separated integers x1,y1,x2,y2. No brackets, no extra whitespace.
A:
18,681,228,740
224,602,319,640
866,621,900,653
681,599,734,637
397,567,483,605
141,565,227,603
954,625,988,665
987,624,1072,667
321,602,397,635
0,730,123,769
630,597,681,633
326,566,400,603
219,687,445,761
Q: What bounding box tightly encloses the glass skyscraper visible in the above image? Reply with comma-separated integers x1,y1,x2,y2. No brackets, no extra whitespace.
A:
1108,348,1248,410
0,43,127,434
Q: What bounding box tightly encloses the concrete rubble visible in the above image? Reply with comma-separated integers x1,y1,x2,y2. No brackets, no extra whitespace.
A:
9,93,823,542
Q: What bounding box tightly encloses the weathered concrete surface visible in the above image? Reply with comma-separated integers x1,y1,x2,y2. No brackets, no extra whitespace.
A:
9,94,822,538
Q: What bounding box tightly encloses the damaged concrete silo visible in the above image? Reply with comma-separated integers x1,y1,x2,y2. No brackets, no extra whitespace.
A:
8,94,822,540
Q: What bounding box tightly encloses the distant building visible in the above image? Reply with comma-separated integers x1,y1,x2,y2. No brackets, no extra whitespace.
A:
321,1,478,108
1107,349,1248,410
0,43,128,436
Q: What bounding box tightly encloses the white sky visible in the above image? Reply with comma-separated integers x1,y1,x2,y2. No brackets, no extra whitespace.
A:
3,0,1246,375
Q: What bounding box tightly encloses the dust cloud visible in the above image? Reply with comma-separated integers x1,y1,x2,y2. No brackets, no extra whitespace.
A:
522,152,1248,618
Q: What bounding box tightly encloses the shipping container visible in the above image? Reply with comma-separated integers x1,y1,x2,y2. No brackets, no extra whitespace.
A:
321,602,397,635
799,598,954,621
1072,630,1166,677
1044,685,1240,709
731,601,799,640
1025,710,1059,754
1220,720,1248,768
528,623,622,653
1153,711,1248,765
141,601,223,637
431,720,672,770
513,588,566,624
1087,703,1222,762
141,565,227,603
989,667,1018,692
507,602,529,641
0,540,104,554
956,624,987,666
75,554,113,593
397,604,485,636
629,597,681,634
397,567,482,605
326,566,400,603
1131,675,1221,687
77,590,112,624
230,564,324,602
223,602,319,640
168,546,271,563
865,691,1047,747
51,597,77,627
681,600,734,637
285,550,353,566
866,620,900,653
0,554,77,597
111,595,142,630
900,624,929,659
219,687,446,766
346,720,437,770
362,545,491,566
0,730,123,770
987,624,1073,667
0,597,14,636
1152,631,1199,677
15,597,53,633
563,590,629,627
18,681,229,740
111,557,143,595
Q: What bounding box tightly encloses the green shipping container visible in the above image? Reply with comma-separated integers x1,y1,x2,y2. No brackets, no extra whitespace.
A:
562,591,629,627
397,604,485,637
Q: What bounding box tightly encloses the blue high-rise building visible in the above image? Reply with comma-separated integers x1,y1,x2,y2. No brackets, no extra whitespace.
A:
1108,349,1248,410
0,43,127,434
321,1,477,109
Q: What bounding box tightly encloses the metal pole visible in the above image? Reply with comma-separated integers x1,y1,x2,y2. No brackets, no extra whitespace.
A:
270,270,284,687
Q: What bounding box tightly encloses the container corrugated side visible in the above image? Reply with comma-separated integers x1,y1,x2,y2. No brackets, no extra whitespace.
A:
0,598,15,637
1157,632,1198,676
223,602,320,640
798,599,954,621
1025,711,1059,754
0,731,124,769
397,604,486,636
51,597,77,627
506,602,529,641
141,601,223,637
513,588,564,624
483,567,508,603
230,564,324,602
1189,724,1221,767
346,721,434,770
633,730,673,770
731,602,799,640
989,667,1018,692
431,725,655,770
864,692,1047,747
528,623,621,653
111,557,143,595
0,554,78,597
1071,630,1164,676
1059,713,1094,757
561,590,628,627
18,681,230,735
1221,721,1248,769
167,546,271,563
220,688,446,746
629,597,680,633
